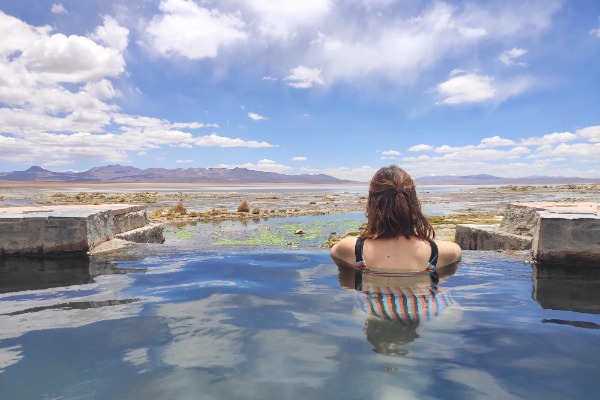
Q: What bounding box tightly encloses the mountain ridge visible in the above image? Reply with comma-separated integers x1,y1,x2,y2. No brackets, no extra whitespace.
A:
0,165,358,184
0,166,598,185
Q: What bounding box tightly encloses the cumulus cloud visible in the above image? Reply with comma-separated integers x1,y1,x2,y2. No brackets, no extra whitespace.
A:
381,150,400,160
576,126,600,142
0,12,271,167
285,66,325,88
499,47,527,65
436,72,496,104
436,70,534,105
408,144,434,152
248,112,266,121
90,15,129,51
51,3,67,14
292,156,307,161
194,133,272,147
478,136,516,148
322,166,375,182
520,132,577,146
176,159,193,163
218,159,292,173
146,0,247,59
399,125,599,178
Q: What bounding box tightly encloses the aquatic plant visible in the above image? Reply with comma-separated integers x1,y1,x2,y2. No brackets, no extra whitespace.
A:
215,218,363,247
172,228,194,240
237,200,250,213
168,201,188,216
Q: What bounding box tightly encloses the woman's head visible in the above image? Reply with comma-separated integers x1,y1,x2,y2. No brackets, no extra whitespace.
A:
362,165,434,240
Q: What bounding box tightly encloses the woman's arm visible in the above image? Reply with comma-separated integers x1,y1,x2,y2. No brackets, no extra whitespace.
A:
436,240,462,267
330,237,358,268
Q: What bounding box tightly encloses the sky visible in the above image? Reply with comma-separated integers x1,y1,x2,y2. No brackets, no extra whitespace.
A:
0,0,599,181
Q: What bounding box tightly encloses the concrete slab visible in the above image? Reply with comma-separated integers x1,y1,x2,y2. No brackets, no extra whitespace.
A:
455,201,600,265
0,204,145,219
455,224,532,250
0,204,163,256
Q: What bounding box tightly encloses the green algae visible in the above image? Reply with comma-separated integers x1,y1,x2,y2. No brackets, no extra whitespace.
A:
214,218,363,247
172,228,195,240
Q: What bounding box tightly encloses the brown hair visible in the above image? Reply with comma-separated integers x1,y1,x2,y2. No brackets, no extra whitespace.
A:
361,165,435,241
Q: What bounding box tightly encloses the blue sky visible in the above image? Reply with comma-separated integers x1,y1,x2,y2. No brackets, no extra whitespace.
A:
0,0,599,181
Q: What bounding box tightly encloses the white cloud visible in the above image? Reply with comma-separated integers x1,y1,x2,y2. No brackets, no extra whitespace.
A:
408,144,434,152
90,15,129,51
478,136,516,148
398,125,600,178
299,166,319,173
84,79,120,100
520,132,577,146
218,159,292,173
499,47,527,65
51,3,67,15
0,11,274,168
381,150,400,156
436,72,496,104
176,159,193,163
322,166,375,182
194,133,273,147
248,112,266,121
532,142,600,158
262,76,277,81
146,0,247,59
292,156,307,161
300,1,560,88
243,0,332,40
0,12,126,85
284,66,324,89
576,126,600,142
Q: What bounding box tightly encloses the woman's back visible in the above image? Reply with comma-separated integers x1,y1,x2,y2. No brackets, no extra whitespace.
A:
331,236,461,274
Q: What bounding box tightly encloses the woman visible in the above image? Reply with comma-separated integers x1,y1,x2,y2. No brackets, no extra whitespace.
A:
331,165,461,287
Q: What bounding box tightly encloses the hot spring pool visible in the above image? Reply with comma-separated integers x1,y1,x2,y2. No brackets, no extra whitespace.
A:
1,249,599,399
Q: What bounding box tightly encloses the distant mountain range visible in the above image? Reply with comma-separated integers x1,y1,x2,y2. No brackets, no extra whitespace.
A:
0,166,598,185
0,165,357,184
415,174,599,185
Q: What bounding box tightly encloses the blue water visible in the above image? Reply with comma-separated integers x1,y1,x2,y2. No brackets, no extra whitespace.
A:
1,248,599,399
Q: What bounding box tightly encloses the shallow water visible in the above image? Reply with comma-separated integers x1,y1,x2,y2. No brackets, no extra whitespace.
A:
1,248,599,399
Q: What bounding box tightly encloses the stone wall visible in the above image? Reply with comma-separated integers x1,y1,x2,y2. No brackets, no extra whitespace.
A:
532,210,600,264
0,204,163,256
455,201,600,265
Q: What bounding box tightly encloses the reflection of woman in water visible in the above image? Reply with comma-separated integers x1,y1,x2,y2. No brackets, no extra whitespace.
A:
337,265,456,355
331,165,461,355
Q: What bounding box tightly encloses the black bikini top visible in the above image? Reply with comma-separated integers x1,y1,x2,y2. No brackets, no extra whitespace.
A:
354,237,439,291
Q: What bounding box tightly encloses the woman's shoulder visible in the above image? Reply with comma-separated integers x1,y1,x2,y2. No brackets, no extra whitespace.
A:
330,236,359,265
434,240,462,267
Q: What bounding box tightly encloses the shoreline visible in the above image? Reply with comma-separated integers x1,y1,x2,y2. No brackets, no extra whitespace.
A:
2,182,598,245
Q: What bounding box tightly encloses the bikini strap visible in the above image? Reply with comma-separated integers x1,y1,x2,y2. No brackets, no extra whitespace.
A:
354,238,366,291
355,237,366,270
427,240,440,285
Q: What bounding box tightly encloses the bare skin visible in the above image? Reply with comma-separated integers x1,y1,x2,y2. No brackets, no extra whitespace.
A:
330,235,462,274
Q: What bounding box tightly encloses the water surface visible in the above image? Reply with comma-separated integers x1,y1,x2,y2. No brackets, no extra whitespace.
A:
1,249,599,399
